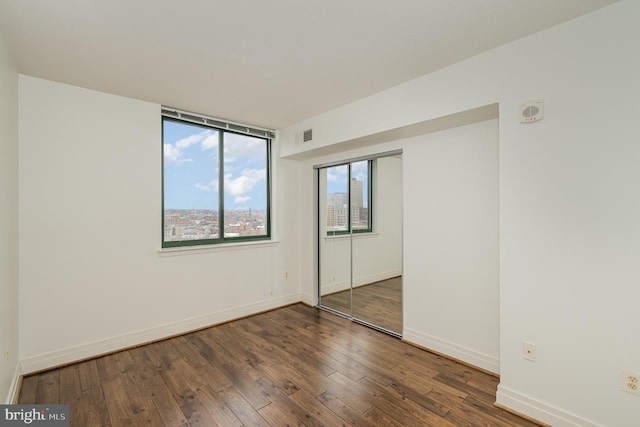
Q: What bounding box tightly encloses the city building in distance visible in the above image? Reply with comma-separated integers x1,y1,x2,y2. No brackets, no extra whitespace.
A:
164,209,267,241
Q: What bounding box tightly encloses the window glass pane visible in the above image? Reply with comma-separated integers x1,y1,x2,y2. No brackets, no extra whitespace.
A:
351,161,370,231
326,164,349,234
163,120,220,243
223,133,269,237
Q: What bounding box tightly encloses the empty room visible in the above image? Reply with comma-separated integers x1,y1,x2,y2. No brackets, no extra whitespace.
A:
1,1,639,426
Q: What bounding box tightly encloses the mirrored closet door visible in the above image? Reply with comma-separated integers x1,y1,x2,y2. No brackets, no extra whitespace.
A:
317,152,403,336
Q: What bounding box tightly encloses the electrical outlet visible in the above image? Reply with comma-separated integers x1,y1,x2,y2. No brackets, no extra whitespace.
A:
621,369,640,395
522,341,536,362
284,272,289,279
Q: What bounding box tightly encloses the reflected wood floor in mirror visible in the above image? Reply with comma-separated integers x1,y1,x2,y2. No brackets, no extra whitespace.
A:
18,304,541,426
321,276,402,334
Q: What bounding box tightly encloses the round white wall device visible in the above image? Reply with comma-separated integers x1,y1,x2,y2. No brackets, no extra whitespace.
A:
520,100,544,123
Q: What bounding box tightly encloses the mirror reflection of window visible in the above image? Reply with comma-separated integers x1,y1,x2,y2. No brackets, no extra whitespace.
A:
326,164,349,235
326,161,372,236
351,161,370,232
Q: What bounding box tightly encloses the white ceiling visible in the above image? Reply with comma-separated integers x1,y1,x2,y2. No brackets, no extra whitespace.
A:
0,0,618,129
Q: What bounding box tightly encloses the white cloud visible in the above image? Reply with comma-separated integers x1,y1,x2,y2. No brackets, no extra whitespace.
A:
164,143,180,162
224,134,266,164
176,132,206,150
351,161,367,173
165,129,217,164
327,171,342,183
201,133,218,151
195,179,218,192
166,128,267,167
327,165,348,184
234,196,251,204
224,168,266,197
353,172,367,182
164,143,193,164
352,161,368,181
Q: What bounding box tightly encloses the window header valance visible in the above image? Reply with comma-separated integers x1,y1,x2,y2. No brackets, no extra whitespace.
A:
162,106,275,139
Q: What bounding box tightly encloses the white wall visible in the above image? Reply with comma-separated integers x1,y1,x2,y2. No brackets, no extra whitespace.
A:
18,76,301,373
0,23,20,403
282,2,640,426
403,120,499,373
302,120,499,372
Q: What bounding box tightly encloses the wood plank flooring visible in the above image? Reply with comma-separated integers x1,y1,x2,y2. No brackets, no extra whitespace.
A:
320,277,402,334
19,304,541,426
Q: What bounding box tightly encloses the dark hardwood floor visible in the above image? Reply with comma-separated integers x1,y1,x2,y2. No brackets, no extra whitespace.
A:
19,304,540,426
320,277,402,334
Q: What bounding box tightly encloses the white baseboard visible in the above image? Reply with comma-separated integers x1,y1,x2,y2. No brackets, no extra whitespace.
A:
300,292,315,306
20,293,302,375
321,281,350,295
496,385,603,427
5,361,21,404
403,328,499,374
321,270,402,295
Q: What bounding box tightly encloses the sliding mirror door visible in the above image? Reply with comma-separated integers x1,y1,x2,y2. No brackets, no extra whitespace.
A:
317,153,403,336
351,155,402,334
318,165,352,316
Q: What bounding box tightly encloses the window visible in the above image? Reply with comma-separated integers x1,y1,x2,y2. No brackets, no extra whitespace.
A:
326,160,372,236
162,112,271,248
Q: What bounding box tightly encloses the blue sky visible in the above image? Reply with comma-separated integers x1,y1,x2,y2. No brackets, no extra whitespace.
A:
163,120,268,210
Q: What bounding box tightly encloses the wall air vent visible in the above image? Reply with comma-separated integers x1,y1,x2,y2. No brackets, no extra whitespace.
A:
303,129,313,142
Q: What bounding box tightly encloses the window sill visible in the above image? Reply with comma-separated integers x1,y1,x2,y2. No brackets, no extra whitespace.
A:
158,239,280,257
324,232,379,241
